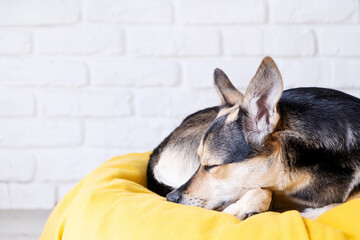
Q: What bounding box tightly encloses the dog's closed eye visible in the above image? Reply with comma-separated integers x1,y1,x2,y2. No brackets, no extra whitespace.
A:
204,165,220,171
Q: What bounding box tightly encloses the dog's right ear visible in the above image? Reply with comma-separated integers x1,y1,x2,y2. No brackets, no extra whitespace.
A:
242,57,283,147
213,68,244,106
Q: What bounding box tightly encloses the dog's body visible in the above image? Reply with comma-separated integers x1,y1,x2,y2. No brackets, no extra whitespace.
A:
147,57,360,220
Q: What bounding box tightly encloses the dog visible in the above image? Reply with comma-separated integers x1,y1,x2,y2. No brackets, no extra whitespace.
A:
147,57,360,220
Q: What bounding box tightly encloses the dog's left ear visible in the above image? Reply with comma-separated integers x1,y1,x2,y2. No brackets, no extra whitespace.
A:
213,68,244,106
243,57,283,146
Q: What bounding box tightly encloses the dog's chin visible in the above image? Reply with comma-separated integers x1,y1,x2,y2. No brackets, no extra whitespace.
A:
180,198,234,212
178,197,205,208
192,200,233,211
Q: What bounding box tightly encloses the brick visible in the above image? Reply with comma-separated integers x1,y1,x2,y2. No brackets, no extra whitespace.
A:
38,90,132,117
0,91,34,116
264,29,315,56
86,0,173,24
86,121,105,148
135,89,219,118
9,183,55,209
0,119,82,147
90,59,180,87
85,119,179,149
0,152,35,182
177,0,266,24
224,29,262,56
0,0,79,26
0,59,87,87
0,184,10,209
35,27,123,55
37,151,108,182
183,59,261,90
321,60,360,89
225,29,315,57
271,0,359,24
318,29,360,56
276,59,323,89
0,31,31,55
128,29,220,57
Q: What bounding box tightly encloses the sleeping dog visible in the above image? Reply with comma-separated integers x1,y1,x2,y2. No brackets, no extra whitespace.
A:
147,57,360,220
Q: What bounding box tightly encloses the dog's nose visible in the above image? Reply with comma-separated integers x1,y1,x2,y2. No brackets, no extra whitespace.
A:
166,190,182,203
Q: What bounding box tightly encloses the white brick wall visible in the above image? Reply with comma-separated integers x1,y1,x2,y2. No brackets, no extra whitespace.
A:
86,0,174,24
128,29,221,57
270,0,359,23
90,59,180,87
1,0,360,213
35,27,124,55
176,0,267,24
0,31,31,55
0,152,35,182
0,0,79,26
0,59,88,87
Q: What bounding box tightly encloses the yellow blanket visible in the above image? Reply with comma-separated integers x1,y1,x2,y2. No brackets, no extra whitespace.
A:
41,152,360,240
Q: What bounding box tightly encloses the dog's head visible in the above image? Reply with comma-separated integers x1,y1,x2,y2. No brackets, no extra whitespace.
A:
166,57,284,210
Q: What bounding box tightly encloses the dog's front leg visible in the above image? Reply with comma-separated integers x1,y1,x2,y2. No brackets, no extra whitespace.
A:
222,188,272,220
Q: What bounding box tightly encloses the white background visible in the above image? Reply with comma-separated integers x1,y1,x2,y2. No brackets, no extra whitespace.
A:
1,0,360,238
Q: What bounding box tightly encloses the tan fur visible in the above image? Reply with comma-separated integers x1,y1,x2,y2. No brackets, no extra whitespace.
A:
225,107,240,124
177,58,320,215
281,171,312,193
347,189,360,201
198,144,223,166
161,56,360,221
244,57,283,102
182,140,318,213
241,57,283,146
218,89,243,105
213,68,243,105
345,168,360,201
217,104,239,118
181,153,280,210
222,188,272,220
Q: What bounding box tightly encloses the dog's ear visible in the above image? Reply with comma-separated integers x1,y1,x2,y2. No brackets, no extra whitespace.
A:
243,57,283,146
213,68,244,106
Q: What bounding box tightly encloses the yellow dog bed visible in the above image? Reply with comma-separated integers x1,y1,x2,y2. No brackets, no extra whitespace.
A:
41,152,360,240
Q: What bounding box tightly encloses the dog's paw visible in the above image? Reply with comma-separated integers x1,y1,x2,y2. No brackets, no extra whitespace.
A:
222,204,259,220
222,188,272,220
222,202,250,220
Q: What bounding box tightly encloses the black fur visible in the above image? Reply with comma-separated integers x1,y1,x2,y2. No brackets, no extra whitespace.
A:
275,88,360,205
203,112,253,165
147,134,174,197
206,87,360,206
148,87,360,206
147,58,360,218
